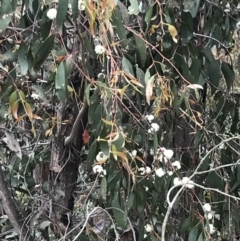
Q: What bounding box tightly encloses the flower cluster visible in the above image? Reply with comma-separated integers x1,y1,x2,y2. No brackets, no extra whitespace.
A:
95,45,105,55
47,8,57,20
96,151,108,162
92,164,106,176
203,203,214,220
173,177,194,189
139,166,151,175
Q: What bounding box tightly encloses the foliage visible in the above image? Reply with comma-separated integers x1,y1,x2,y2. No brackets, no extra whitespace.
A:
0,0,240,241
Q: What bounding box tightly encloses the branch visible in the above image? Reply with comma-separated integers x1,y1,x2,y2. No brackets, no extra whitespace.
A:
64,98,88,146
0,165,33,241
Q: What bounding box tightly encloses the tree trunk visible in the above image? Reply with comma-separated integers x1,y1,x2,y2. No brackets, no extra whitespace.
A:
49,96,87,232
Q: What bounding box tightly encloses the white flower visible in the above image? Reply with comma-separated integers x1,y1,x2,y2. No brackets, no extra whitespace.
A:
172,160,181,170
148,128,152,133
96,151,108,162
144,224,153,232
47,8,57,20
95,45,105,54
155,168,165,178
205,213,213,220
145,166,151,174
132,150,137,158
163,149,174,159
205,223,215,234
150,149,154,155
151,123,160,132
158,154,168,163
78,0,86,11
173,177,182,186
93,165,103,174
167,171,173,176
187,84,203,90
146,114,154,122
145,186,149,191
203,203,211,213
182,177,194,189
139,167,146,175
214,214,220,220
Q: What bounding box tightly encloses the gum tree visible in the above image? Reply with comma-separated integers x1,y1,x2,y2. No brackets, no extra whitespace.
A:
0,0,240,240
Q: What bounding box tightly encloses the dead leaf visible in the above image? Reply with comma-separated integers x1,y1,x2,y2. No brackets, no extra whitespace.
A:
82,129,90,144
146,80,153,105
168,24,178,43
3,132,22,159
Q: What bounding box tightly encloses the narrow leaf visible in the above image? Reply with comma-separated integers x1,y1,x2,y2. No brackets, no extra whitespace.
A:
56,0,68,33
34,35,55,70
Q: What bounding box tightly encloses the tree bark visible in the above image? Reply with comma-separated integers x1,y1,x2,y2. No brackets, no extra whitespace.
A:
49,97,87,230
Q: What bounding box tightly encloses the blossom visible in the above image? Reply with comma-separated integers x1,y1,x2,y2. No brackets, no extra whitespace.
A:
163,149,174,159
139,167,146,175
155,168,165,178
145,166,151,174
95,45,105,54
150,149,154,155
93,165,103,174
159,154,168,163
151,123,160,132
167,171,173,176
203,203,211,213
144,224,153,232
173,177,182,185
182,177,194,189
96,151,108,162
172,160,181,170
92,165,106,176
47,8,57,20
146,114,154,122
205,223,215,234
78,0,86,11
205,213,213,220
132,150,137,158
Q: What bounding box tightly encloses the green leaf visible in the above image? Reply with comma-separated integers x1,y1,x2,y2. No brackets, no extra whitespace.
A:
86,141,97,171
0,15,11,31
179,216,191,233
17,42,29,76
85,83,92,105
136,67,145,89
0,0,12,15
122,57,134,76
127,192,135,210
56,0,68,33
72,0,79,21
40,10,52,40
145,5,154,24
188,225,198,241
134,34,146,67
55,61,68,102
34,34,55,70
111,8,127,48
112,192,127,228
101,177,107,202
204,47,221,93
39,220,51,230
221,62,235,91
128,0,139,15
197,232,203,241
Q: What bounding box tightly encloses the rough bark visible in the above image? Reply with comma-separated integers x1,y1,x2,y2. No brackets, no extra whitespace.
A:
0,165,33,241
49,98,87,229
